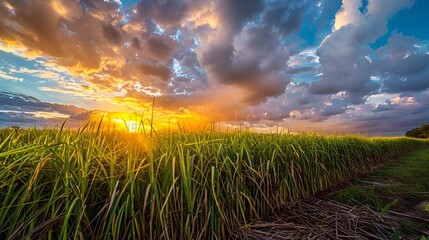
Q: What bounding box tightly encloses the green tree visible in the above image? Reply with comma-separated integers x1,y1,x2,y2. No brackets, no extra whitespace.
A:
406,124,429,138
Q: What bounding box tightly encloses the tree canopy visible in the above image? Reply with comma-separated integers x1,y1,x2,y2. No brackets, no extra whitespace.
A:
405,124,429,138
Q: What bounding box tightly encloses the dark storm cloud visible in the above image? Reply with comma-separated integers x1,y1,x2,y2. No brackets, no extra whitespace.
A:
0,91,86,115
309,24,377,96
309,0,414,106
79,0,96,13
171,44,209,94
140,63,171,81
353,100,429,135
383,66,429,93
102,23,123,45
262,1,305,37
372,100,395,112
0,112,41,126
319,99,348,117
135,0,188,27
201,44,291,104
247,83,326,121
200,44,234,74
373,33,429,93
131,37,142,50
217,0,264,35
200,0,306,104
388,54,429,76
381,32,419,61
0,91,91,127
145,35,176,60
0,0,65,57
199,0,265,71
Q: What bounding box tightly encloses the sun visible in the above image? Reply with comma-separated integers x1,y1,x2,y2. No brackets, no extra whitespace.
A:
113,118,140,133
106,110,212,134
124,120,139,133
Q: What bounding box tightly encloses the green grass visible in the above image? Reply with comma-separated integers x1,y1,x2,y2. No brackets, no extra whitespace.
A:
0,126,428,239
332,148,429,206
330,147,429,238
374,148,429,193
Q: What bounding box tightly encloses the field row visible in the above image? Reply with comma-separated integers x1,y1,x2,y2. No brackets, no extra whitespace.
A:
1,128,428,239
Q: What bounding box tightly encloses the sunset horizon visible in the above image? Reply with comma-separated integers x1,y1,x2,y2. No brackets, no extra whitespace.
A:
2,1,429,238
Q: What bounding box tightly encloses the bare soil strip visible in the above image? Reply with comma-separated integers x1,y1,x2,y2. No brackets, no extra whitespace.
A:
236,197,428,239
236,148,429,239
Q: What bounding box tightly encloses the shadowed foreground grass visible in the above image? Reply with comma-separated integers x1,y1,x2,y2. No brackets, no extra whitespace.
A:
1,126,428,239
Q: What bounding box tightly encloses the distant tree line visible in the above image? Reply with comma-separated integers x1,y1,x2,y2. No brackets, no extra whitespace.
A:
405,124,429,138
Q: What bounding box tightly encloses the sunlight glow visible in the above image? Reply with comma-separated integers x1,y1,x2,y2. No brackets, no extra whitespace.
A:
103,110,212,133
124,120,139,133
113,118,141,133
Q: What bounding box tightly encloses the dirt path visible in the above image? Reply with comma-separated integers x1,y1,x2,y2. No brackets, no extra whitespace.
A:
236,148,429,239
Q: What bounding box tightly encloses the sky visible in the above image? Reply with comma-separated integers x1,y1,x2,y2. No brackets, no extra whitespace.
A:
0,0,428,135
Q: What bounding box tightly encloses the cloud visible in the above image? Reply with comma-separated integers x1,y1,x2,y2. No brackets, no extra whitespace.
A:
0,69,23,81
199,0,306,104
348,92,429,134
382,54,429,93
102,23,123,45
372,33,429,93
145,35,177,60
217,0,264,36
0,0,307,113
0,91,90,127
0,0,183,106
310,0,414,103
135,0,189,27
0,0,113,71
131,37,141,50
245,88,429,135
0,91,86,115
0,0,428,134
286,66,314,75
140,62,171,82
10,66,62,80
